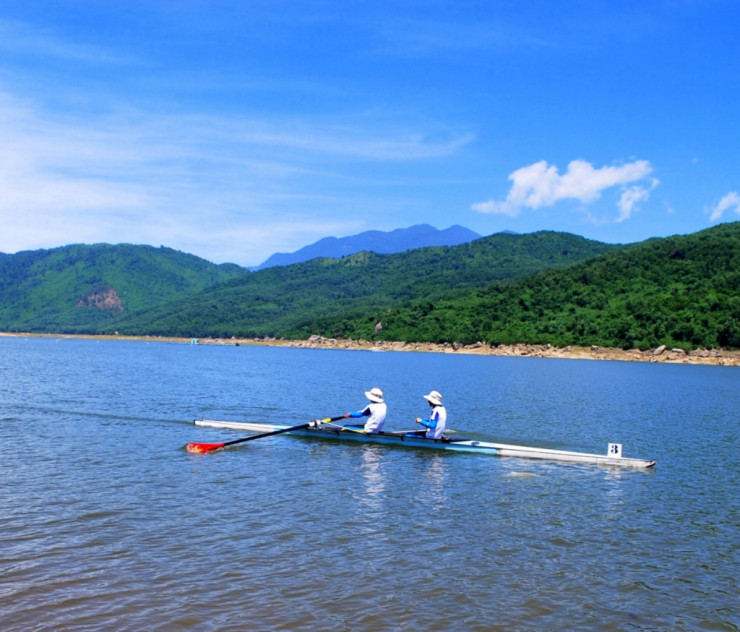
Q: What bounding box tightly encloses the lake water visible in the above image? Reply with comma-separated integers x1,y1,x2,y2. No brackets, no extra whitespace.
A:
0,336,738,631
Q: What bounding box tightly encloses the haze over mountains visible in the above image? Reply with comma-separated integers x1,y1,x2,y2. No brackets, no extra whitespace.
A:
254,224,482,269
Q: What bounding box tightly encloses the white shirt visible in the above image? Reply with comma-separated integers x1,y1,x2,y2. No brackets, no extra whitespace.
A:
361,402,387,433
422,405,447,439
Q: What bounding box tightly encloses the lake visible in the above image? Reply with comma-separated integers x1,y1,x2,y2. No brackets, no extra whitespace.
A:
0,336,738,631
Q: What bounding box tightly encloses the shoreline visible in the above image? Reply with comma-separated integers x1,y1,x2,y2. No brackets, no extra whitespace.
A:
2,331,738,366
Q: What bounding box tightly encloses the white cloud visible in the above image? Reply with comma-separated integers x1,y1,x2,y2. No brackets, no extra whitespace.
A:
0,86,470,264
472,158,655,221
0,18,135,65
617,179,660,222
709,192,740,222
234,126,474,161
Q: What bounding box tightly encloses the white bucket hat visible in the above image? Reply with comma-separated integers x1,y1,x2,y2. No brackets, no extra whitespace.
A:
423,390,442,406
365,387,384,403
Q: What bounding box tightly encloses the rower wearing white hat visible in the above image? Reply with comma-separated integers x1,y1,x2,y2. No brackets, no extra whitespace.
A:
345,387,387,434
415,390,447,439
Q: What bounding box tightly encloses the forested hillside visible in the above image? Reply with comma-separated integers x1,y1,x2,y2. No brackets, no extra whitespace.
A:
113,231,616,338
3,224,738,350
0,244,247,332
317,222,740,350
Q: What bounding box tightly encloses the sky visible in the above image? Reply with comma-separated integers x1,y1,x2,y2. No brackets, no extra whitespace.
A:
1,1,738,266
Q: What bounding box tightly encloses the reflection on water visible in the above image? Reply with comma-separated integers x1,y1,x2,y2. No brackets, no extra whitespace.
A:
414,453,448,512
356,447,387,513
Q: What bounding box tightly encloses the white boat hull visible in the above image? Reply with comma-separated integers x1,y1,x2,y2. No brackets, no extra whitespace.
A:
193,419,656,468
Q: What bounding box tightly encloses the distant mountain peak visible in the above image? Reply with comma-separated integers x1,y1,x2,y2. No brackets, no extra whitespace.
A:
255,224,481,269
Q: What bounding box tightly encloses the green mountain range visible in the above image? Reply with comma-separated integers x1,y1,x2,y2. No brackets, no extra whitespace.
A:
350,222,740,350
1,223,738,350
0,244,246,332
111,231,616,339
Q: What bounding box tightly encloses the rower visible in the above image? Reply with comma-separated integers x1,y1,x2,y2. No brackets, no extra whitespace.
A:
344,387,387,434
415,390,447,439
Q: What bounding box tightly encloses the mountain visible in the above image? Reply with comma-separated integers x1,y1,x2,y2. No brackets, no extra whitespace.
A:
114,231,617,338
3,223,737,351
0,243,247,333
349,222,740,350
254,224,482,269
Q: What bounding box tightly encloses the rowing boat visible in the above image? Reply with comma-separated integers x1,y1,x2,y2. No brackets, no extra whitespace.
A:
193,419,657,468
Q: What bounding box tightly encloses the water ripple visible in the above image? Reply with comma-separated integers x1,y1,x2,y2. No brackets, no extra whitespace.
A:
0,338,738,631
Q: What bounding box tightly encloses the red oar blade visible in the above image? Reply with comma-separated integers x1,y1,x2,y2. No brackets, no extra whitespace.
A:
186,442,225,454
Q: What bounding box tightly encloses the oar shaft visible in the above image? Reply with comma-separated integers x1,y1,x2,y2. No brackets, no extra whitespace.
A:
222,415,349,447
222,422,310,447
187,415,348,454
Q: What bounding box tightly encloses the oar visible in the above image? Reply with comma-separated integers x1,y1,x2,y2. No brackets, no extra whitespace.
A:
185,415,348,454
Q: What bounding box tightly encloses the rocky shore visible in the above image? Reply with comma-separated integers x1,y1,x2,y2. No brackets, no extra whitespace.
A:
275,335,739,366
2,332,738,366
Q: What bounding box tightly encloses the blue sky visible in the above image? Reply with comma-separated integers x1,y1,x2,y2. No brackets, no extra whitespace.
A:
1,1,738,266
